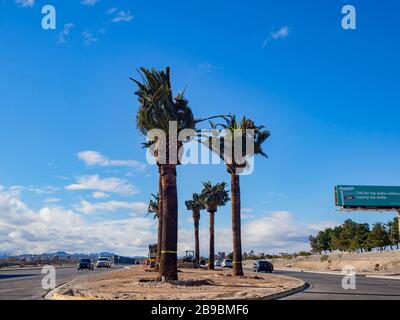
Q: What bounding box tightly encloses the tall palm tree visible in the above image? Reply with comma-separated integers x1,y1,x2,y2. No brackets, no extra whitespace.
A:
185,193,205,267
147,193,161,269
132,67,196,281
206,115,270,276
200,181,229,270
132,67,227,280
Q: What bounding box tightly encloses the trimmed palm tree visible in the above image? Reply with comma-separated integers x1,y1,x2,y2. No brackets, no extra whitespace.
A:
147,193,162,269
132,67,196,281
206,115,270,276
185,193,205,267
132,67,227,280
200,181,229,270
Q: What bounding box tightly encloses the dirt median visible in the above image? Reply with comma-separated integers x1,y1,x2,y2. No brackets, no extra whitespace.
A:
48,266,305,300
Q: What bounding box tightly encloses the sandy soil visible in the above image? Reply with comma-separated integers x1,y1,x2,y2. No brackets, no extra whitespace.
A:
51,266,304,300
269,251,400,275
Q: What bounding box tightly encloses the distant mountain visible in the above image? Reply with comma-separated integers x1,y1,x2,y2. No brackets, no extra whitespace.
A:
0,251,144,260
44,251,70,257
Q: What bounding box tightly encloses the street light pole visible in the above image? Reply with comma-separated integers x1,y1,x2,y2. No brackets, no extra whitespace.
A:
397,210,400,244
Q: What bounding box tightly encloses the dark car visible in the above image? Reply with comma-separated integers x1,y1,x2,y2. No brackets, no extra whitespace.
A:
78,258,94,270
253,260,273,273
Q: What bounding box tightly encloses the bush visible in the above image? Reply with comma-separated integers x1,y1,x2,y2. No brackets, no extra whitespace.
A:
298,251,312,257
320,255,329,262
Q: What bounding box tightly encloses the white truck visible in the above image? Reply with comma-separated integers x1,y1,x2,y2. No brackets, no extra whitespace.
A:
96,256,112,268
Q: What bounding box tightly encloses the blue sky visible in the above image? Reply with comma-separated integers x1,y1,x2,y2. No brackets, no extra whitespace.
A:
1,0,399,256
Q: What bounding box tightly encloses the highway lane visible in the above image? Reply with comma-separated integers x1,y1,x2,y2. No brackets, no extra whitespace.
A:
0,265,124,300
263,269,400,300
243,266,400,299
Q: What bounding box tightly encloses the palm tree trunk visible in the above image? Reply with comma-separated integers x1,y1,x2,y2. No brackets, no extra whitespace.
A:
193,210,200,268
156,166,163,271
208,211,215,270
159,164,178,281
231,172,244,276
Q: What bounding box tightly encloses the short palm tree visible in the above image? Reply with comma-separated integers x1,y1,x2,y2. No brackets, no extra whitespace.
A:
200,181,230,270
147,193,161,269
185,193,205,267
206,115,270,276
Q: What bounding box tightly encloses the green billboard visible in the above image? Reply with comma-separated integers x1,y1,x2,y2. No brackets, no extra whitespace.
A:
335,185,400,209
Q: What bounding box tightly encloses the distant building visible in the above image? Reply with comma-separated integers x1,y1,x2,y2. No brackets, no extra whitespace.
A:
278,252,290,257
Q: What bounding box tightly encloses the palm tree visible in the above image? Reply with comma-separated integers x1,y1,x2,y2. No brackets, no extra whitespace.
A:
206,115,270,276
185,193,205,267
147,193,162,269
132,67,196,281
200,181,229,270
132,67,227,280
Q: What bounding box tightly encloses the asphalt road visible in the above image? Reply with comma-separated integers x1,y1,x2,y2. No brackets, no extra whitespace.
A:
273,270,400,300
2,265,400,300
0,265,124,300
242,266,400,300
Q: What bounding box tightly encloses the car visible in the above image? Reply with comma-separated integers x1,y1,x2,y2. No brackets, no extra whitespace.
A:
96,257,112,268
253,260,274,273
77,258,94,270
215,260,222,267
221,259,233,268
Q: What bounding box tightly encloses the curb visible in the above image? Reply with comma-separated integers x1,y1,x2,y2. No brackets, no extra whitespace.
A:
275,268,346,276
44,276,84,300
276,268,400,279
365,275,400,281
262,282,308,300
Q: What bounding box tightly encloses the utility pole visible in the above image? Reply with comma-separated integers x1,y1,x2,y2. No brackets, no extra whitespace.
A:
398,210,400,243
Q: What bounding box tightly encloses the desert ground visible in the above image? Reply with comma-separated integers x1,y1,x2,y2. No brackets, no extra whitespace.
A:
49,266,304,300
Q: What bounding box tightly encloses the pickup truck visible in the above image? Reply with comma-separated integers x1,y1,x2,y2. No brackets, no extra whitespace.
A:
96,257,112,268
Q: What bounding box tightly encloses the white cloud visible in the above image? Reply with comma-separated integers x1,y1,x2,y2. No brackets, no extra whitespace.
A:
65,175,139,195
75,200,147,215
78,151,146,171
81,0,99,5
198,62,221,73
262,26,290,48
81,31,98,45
241,211,338,254
107,7,117,15
15,0,34,7
8,185,58,195
112,10,133,23
92,191,110,199
179,211,340,256
44,198,61,204
58,23,74,44
0,188,155,256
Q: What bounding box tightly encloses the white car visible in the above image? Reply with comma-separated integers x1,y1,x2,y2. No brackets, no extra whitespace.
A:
221,259,233,268
96,257,112,268
215,260,222,267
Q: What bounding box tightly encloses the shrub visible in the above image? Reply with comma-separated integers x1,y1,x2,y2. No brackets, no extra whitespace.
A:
320,255,329,262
